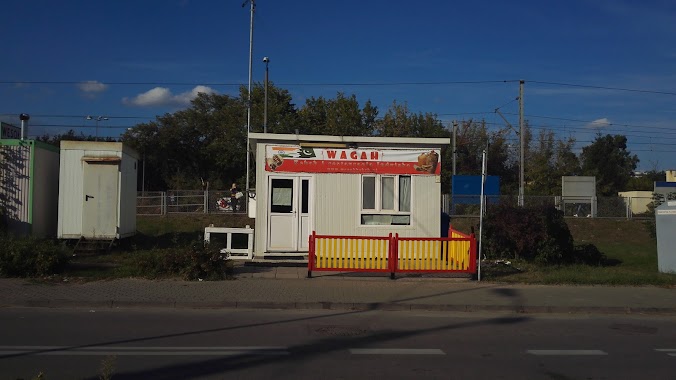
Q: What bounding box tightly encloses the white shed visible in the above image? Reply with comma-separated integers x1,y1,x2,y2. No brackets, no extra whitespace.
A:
0,139,60,237
57,141,138,240
250,133,450,257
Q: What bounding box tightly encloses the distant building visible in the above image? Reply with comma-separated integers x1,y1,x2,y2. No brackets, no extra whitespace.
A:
667,170,676,182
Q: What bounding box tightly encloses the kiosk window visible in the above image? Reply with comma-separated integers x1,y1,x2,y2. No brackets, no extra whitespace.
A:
361,175,411,225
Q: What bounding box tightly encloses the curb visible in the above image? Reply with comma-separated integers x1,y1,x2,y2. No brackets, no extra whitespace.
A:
3,300,676,315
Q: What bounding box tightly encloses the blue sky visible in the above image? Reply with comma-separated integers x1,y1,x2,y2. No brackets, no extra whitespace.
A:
2,0,675,170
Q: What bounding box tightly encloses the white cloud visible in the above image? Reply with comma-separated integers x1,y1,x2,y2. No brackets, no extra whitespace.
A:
77,80,108,93
122,86,216,107
587,118,611,129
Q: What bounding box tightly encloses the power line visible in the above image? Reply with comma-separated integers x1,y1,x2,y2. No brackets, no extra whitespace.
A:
528,80,676,96
0,79,520,87
0,113,153,119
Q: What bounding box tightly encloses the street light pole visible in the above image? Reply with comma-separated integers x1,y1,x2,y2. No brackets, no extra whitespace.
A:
19,113,30,140
86,115,108,141
518,80,525,207
243,0,255,202
263,56,269,133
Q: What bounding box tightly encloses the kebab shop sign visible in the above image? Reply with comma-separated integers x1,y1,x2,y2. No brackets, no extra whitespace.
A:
265,145,440,175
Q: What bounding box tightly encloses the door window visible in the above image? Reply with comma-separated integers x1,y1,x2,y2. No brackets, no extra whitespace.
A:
270,178,293,213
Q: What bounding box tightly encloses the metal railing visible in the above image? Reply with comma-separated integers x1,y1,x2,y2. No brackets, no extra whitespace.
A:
443,194,655,219
136,190,253,216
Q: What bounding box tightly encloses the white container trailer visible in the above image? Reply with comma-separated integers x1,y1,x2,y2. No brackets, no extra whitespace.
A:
0,139,60,237
58,141,138,240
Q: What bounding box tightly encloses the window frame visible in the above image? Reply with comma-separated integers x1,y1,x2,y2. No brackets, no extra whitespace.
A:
360,174,412,226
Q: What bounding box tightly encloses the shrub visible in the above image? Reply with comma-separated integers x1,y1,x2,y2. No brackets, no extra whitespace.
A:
570,244,606,266
483,203,574,264
129,237,231,280
0,235,69,277
0,207,7,233
482,203,607,266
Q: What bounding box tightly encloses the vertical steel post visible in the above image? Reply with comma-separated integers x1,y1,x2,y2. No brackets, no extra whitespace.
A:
518,80,525,207
245,0,255,207
452,121,457,176
478,149,487,281
264,57,269,133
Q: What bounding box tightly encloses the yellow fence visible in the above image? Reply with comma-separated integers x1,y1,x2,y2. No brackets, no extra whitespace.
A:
313,236,391,271
308,231,477,277
397,239,471,271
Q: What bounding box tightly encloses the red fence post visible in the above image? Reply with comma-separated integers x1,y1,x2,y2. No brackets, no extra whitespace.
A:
307,231,315,278
389,233,396,280
469,233,477,274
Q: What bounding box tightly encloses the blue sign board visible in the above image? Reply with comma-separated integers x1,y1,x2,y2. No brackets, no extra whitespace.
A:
451,175,500,204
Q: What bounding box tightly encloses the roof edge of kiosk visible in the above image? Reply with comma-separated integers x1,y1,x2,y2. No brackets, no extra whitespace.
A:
249,132,450,147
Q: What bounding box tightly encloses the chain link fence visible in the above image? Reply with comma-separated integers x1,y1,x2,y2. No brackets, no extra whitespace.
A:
138,191,653,219
443,194,655,220
136,190,251,216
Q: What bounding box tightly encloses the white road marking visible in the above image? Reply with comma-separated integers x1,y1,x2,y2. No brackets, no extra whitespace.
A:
655,349,676,357
350,349,445,355
527,350,607,356
0,346,289,356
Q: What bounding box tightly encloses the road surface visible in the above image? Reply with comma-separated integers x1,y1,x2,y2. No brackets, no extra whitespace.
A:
1,307,675,379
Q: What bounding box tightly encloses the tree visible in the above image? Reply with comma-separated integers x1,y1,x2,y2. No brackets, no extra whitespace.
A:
37,130,117,146
297,93,377,136
580,134,638,196
122,92,248,190
626,168,665,191
453,119,517,195
121,83,301,191
376,101,446,138
525,130,580,195
245,81,300,134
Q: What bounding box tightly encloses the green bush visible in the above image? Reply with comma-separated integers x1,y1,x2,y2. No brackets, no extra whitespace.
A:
0,207,7,233
482,203,607,266
0,235,69,277
129,237,231,280
571,243,606,266
483,203,574,264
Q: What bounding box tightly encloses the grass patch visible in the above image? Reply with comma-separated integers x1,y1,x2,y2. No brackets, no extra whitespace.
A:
57,214,250,281
41,215,676,286
474,217,676,286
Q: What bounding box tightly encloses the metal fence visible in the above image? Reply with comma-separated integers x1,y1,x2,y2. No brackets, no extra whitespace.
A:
137,191,654,219
136,190,251,216
443,194,655,219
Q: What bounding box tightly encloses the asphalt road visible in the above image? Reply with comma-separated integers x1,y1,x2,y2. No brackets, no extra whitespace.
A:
1,308,675,379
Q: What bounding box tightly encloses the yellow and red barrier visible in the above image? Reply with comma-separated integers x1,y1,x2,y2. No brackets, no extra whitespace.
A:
308,227,476,278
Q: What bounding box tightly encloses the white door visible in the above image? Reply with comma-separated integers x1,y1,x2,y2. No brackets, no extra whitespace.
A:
82,162,119,238
267,176,313,252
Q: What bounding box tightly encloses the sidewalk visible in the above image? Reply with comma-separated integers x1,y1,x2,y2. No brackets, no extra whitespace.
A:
1,264,675,315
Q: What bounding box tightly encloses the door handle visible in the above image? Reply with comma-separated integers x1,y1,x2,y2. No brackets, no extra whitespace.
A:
86,195,94,201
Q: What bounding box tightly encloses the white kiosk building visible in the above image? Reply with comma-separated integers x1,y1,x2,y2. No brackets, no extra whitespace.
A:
250,133,450,257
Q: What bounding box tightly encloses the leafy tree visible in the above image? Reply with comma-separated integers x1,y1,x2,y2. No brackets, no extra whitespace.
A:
245,81,300,134
453,119,517,194
376,101,446,138
122,92,248,190
36,130,117,146
580,134,638,196
525,130,580,195
627,170,665,191
121,83,300,191
297,93,377,136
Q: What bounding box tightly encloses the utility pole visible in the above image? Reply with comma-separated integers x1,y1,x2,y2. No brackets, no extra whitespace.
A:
452,121,457,176
263,56,269,133
243,0,255,199
518,80,525,207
